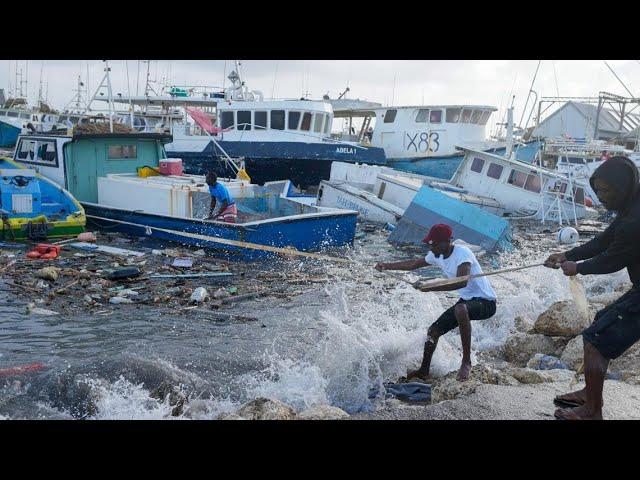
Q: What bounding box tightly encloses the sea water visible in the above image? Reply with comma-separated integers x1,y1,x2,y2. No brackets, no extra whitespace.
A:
0,223,632,419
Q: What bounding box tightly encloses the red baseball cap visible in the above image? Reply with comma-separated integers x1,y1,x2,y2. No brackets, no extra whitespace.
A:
422,223,453,245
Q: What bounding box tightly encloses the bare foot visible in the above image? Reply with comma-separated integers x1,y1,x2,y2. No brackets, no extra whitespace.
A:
554,388,587,408
554,405,603,420
456,362,472,382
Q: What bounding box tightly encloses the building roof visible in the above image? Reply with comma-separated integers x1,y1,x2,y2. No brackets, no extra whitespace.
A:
538,101,640,136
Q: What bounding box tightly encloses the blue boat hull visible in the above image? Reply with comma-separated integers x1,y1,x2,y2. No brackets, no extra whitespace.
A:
0,120,21,148
387,140,542,180
167,140,387,188
388,185,512,252
83,203,357,261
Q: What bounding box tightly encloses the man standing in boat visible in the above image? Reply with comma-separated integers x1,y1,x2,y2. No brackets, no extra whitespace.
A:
375,224,497,381
206,172,237,223
545,156,640,420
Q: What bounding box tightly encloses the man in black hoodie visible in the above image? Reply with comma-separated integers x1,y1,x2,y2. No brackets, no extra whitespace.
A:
545,156,640,420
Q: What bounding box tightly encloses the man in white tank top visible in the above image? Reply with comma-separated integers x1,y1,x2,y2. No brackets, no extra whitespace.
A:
375,223,497,382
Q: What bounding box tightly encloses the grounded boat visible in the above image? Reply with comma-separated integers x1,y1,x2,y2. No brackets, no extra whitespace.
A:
11,132,358,260
317,162,505,221
0,156,85,240
537,138,640,206
99,65,387,188
315,162,510,251
332,103,541,179
449,146,589,223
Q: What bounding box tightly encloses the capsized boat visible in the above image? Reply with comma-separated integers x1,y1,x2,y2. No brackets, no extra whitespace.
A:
11,132,358,260
316,161,505,225
0,156,85,240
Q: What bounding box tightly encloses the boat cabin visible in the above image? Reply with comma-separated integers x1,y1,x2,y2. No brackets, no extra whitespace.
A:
176,99,335,144
452,147,587,222
332,105,497,159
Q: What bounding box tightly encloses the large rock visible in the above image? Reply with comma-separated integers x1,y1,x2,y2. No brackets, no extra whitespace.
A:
431,378,481,403
514,315,535,333
526,353,570,370
560,336,584,370
232,397,296,420
611,342,640,377
533,301,592,337
507,367,552,384
430,364,518,404
468,364,519,386
559,333,640,377
503,332,566,366
297,405,350,420
149,381,188,417
217,413,248,420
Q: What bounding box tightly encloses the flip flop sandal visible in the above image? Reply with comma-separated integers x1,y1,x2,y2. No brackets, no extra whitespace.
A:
554,408,582,420
553,397,584,408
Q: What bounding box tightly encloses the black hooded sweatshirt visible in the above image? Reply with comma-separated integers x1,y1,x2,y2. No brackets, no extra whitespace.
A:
565,156,640,286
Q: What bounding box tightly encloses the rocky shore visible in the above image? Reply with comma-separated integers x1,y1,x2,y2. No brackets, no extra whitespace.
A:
207,282,640,420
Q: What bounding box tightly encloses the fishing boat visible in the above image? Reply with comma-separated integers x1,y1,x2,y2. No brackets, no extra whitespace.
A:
316,161,505,223
448,146,589,224
332,103,542,179
537,138,640,206
314,161,509,251
0,156,85,240
10,132,358,260
98,63,387,188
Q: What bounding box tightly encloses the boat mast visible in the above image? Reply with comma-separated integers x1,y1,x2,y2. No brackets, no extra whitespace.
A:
86,60,116,132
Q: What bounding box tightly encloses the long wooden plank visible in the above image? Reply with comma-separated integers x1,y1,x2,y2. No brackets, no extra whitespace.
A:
414,262,545,290
88,214,351,263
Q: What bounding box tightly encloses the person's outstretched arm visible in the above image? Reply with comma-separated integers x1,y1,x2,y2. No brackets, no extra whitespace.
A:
375,258,428,271
545,222,616,267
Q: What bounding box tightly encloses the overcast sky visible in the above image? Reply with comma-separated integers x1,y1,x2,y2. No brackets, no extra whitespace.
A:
2,60,640,134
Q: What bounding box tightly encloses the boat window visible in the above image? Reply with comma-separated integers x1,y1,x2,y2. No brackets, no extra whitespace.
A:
7,111,18,117
288,111,301,130
237,111,251,131
271,110,285,130
429,109,442,123
446,108,461,123
574,186,585,205
415,109,430,123
479,111,492,125
471,157,485,173
108,145,137,159
486,163,504,179
383,109,397,123
313,113,324,133
301,112,312,131
70,116,80,124
36,141,58,165
461,109,473,123
16,139,36,161
524,174,541,193
324,115,332,135
58,116,68,123
221,111,235,130
471,110,483,124
254,111,267,130
507,169,527,188
19,113,30,119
